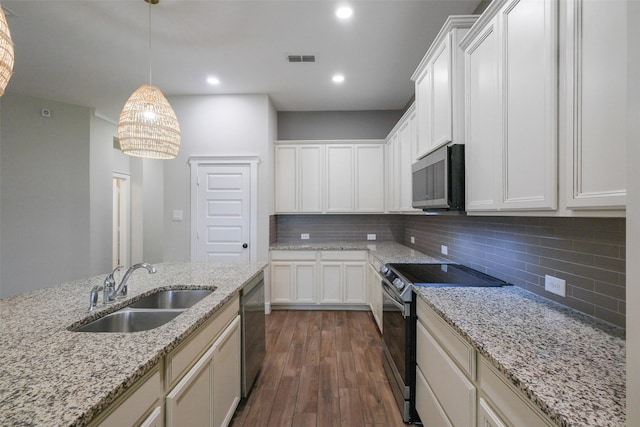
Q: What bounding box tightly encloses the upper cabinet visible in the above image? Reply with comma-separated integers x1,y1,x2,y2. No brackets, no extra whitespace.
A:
461,0,627,216
412,16,478,159
562,0,627,211
462,0,558,213
385,103,420,213
274,140,385,214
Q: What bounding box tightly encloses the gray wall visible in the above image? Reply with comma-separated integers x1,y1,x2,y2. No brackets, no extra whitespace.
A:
89,115,117,275
275,214,404,243
0,94,92,297
277,110,403,140
164,94,274,263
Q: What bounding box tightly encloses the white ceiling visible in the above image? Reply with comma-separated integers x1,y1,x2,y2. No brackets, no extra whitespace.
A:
2,0,479,121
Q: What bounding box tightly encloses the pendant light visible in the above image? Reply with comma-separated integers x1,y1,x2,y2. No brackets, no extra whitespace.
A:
0,4,15,97
118,0,181,159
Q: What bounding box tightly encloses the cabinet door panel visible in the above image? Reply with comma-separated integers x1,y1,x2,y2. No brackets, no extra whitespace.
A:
320,263,343,303
271,262,293,303
344,262,366,304
326,146,354,212
415,367,452,427
565,0,626,209
502,0,557,210
274,146,297,212
212,316,241,427
432,34,453,148
416,65,433,157
355,145,384,212
299,145,324,212
465,21,501,211
478,397,507,427
416,320,476,427
294,262,316,303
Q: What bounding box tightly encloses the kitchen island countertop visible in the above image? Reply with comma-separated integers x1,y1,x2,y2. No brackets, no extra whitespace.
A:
0,261,267,426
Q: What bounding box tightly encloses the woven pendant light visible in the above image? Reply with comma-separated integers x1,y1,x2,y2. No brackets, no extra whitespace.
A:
0,5,15,97
117,0,181,159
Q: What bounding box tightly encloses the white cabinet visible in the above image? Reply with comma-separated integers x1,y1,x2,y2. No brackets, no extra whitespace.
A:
463,0,558,213
416,299,476,427
562,0,627,211
326,144,385,213
412,16,477,159
478,356,554,427
270,250,367,307
274,144,323,213
385,104,419,213
270,251,317,304
319,251,366,304
274,141,384,214
166,315,241,427
366,261,383,333
477,397,507,427
92,368,163,427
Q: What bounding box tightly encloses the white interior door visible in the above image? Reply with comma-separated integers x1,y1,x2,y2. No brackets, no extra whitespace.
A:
112,173,131,269
194,164,251,262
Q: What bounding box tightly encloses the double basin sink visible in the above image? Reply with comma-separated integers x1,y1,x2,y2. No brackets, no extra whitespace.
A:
71,289,214,333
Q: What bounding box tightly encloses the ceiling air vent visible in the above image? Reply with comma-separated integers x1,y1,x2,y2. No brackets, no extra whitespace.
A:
286,54,317,63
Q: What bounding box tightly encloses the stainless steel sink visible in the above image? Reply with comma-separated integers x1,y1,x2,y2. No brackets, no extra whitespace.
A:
71,288,215,332
127,289,214,309
71,309,182,333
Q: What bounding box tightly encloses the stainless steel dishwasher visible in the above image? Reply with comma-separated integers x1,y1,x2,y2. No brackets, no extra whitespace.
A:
240,271,265,397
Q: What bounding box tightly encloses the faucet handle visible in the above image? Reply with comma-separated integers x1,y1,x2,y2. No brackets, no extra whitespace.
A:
89,285,104,312
104,265,123,304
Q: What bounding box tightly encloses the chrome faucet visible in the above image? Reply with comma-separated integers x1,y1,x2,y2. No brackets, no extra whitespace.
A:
113,263,157,298
103,265,123,304
88,285,103,312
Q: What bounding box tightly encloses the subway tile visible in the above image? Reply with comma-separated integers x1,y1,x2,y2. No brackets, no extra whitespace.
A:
594,255,626,272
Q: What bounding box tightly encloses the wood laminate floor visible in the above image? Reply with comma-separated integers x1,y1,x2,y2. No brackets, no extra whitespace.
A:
230,310,406,427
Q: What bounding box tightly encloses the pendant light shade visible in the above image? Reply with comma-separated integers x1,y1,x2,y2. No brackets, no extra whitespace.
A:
118,84,181,159
0,5,15,97
117,0,181,159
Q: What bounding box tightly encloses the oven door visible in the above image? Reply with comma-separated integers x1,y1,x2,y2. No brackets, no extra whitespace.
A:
381,280,414,422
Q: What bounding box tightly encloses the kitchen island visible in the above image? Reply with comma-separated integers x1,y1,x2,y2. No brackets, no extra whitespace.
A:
0,261,267,426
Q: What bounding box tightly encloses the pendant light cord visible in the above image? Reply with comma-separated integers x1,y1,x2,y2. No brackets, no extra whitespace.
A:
148,0,152,86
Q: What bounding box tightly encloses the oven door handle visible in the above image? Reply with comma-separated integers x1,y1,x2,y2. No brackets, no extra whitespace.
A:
381,281,409,318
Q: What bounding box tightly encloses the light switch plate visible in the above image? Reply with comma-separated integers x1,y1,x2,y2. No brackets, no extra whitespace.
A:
410,236,415,244
301,233,310,240
172,210,183,221
441,245,448,255
367,234,376,241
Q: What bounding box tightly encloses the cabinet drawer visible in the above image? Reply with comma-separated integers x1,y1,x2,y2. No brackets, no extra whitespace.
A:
416,297,475,378
320,250,367,261
93,367,162,427
166,294,239,388
416,319,476,427
415,366,452,427
270,250,317,261
478,356,553,427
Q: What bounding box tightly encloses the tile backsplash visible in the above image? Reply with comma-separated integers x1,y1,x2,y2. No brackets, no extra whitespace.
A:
403,215,626,328
273,214,626,328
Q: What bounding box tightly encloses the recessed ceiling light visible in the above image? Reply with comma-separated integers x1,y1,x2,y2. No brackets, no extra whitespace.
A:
332,74,345,84
336,6,353,20
207,76,220,85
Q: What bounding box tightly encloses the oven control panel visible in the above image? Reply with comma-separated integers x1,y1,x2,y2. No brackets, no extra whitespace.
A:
380,264,409,293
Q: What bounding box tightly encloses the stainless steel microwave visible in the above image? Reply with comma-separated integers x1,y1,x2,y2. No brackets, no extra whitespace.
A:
411,144,465,211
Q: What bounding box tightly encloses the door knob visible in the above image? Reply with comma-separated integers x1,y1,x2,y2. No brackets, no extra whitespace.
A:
242,243,248,249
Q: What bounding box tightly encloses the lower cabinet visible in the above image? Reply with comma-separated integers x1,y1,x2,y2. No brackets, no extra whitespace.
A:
415,297,555,427
166,316,241,427
92,295,241,427
270,250,367,308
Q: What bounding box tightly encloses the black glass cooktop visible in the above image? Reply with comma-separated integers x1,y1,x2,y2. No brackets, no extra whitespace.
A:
387,263,509,287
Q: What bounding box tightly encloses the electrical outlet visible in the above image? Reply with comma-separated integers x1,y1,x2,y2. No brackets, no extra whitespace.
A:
545,275,566,297
301,233,310,240
410,236,415,244
367,234,376,241
441,245,448,255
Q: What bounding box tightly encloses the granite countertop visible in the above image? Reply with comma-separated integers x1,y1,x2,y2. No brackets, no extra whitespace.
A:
271,241,626,426
0,261,267,427
414,286,626,427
